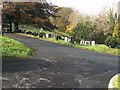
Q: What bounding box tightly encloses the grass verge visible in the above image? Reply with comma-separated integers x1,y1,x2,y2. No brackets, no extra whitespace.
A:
0,36,34,58
114,74,120,90
17,33,119,56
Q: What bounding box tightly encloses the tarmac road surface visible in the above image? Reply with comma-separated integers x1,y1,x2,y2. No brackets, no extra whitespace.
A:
2,33,119,88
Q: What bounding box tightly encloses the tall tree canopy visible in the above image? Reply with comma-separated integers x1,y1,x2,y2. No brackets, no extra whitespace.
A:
72,16,94,41
2,1,58,32
49,7,73,32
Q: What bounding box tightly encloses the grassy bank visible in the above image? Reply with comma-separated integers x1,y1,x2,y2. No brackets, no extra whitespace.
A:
0,36,34,58
17,33,119,56
39,37,119,56
114,74,120,90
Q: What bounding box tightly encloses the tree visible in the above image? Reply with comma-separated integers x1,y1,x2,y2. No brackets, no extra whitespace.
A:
105,36,118,48
66,11,84,33
72,19,94,42
92,6,117,44
50,7,73,32
107,8,116,35
0,2,3,35
3,1,58,33
112,22,120,42
3,2,14,32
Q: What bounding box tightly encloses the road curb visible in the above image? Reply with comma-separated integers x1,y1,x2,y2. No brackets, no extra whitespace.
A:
108,74,120,90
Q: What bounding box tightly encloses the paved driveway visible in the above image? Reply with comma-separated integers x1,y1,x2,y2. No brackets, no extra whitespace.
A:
2,33,119,88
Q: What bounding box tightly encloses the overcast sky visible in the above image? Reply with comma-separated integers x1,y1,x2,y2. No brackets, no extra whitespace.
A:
50,0,119,15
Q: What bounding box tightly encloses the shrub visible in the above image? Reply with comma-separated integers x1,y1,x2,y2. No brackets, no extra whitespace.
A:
105,36,118,48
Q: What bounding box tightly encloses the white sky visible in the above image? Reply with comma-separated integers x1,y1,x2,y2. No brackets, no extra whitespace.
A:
50,0,120,15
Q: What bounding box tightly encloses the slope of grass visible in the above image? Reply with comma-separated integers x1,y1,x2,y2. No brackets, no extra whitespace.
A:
19,25,53,34
38,36,119,56
74,44,119,56
114,74,120,90
20,25,72,37
0,36,34,58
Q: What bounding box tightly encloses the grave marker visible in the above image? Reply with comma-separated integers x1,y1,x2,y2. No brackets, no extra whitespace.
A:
85,41,90,45
91,41,95,46
80,40,85,45
64,37,68,42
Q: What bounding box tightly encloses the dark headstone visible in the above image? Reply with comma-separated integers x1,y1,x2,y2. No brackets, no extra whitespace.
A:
70,37,76,44
26,31,32,35
56,36,62,41
33,32,38,36
39,32,45,38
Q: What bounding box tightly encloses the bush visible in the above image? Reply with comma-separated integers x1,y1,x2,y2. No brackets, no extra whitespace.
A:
105,36,118,48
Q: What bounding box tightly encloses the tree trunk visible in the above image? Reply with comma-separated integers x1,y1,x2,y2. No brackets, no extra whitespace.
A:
0,5,3,36
14,22,19,32
0,15,2,35
9,20,12,32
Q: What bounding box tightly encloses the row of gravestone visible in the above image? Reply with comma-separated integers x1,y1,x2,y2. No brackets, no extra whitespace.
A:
39,33,96,46
64,37,95,46
21,30,96,46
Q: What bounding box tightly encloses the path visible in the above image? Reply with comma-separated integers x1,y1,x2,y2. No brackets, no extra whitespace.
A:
2,33,119,88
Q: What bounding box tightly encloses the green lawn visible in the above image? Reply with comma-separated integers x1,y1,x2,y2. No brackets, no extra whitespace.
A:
19,25,53,34
18,33,120,56
0,36,34,58
114,74,120,90
19,25,71,37
74,44,119,56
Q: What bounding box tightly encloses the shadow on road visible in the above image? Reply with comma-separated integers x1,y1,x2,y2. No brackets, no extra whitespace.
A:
2,58,118,88
2,58,54,73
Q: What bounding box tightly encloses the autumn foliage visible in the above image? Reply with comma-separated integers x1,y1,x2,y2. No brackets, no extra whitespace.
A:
3,2,58,32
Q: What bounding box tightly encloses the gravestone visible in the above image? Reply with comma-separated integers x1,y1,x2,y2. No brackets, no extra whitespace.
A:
70,37,76,44
74,41,76,44
80,40,85,45
33,32,38,36
46,34,52,38
85,41,90,45
68,38,70,42
53,33,57,37
56,35,62,41
91,41,95,46
65,37,68,42
39,33,44,38
4,28,7,32
26,31,32,35
51,33,54,38
46,34,49,38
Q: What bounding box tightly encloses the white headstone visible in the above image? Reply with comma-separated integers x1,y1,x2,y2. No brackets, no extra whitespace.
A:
80,40,85,45
64,37,68,42
74,41,76,44
46,34,49,38
68,38,70,42
40,28,43,32
85,41,90,45
91,41,95,46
